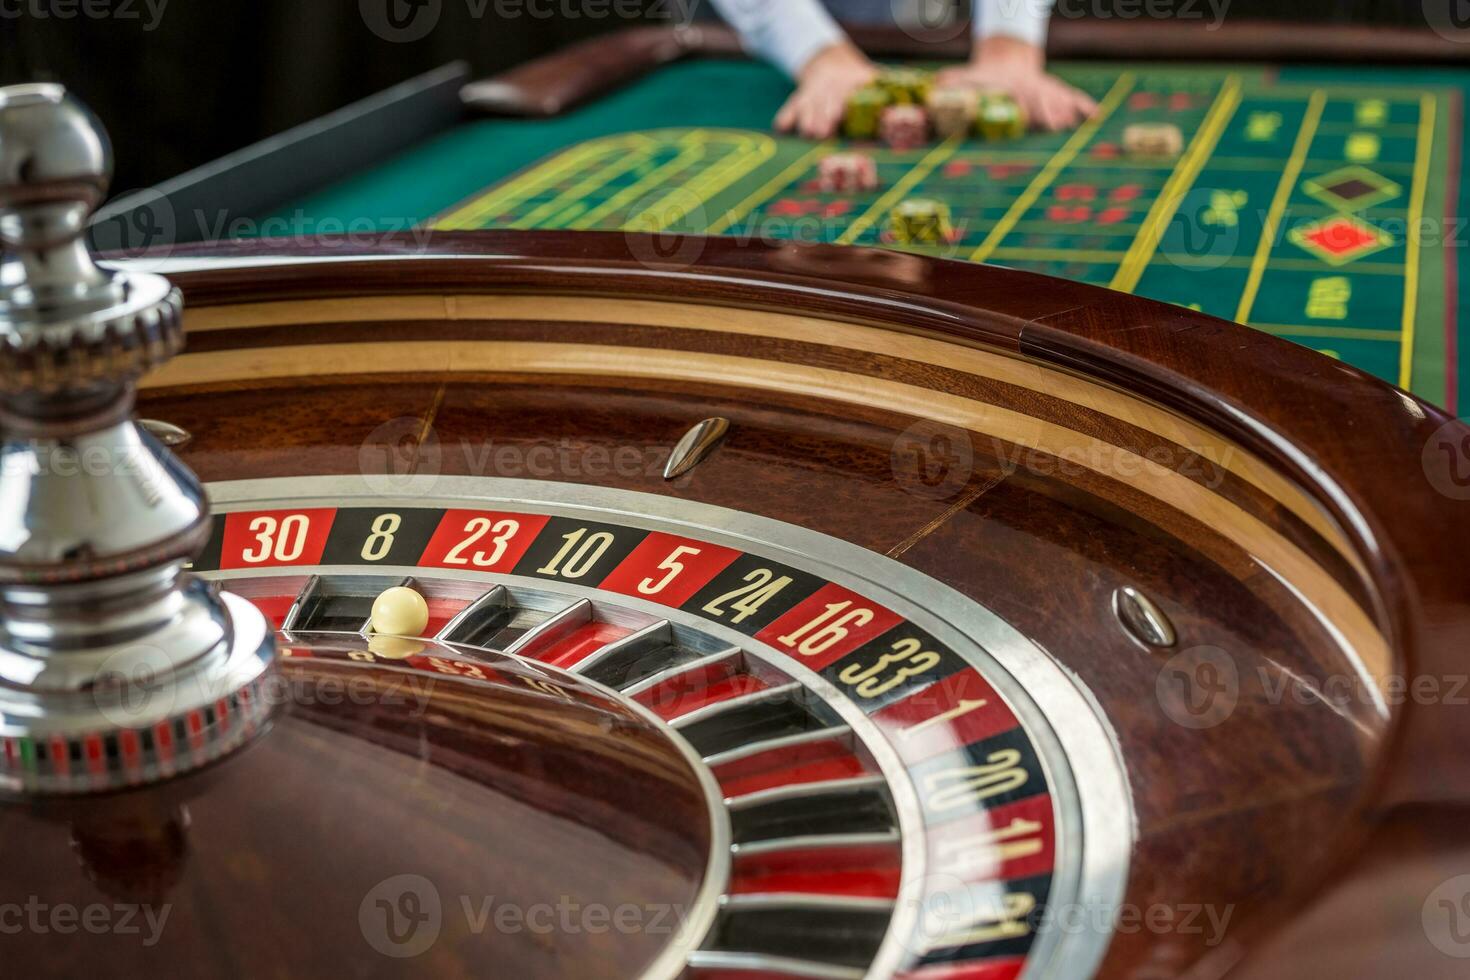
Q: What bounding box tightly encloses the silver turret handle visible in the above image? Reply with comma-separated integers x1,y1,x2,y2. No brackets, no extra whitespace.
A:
0,84,276,794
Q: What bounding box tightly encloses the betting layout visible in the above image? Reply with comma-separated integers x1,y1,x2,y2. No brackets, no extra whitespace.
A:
434,64,1455,403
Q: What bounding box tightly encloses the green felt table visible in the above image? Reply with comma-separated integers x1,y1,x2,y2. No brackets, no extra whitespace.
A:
266,56,1469,411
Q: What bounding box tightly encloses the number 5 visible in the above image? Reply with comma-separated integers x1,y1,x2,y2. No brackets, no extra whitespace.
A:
638,545,701,595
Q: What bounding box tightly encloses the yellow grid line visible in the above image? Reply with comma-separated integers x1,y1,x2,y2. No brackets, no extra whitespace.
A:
1163,255,1406,275
1250,323,1402,342
837,136,964,245
435,136,655,229
1400,94,1436,390
970,73,1137,263
515,147,668,229
1235,90,1327,324
707,141,833,235
991,247,1131,262
623,134,777,232
568,132,713,229
1111,76,1243,292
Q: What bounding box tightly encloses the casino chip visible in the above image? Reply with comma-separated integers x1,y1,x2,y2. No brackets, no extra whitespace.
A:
889,198,955,244
880,104,930,151
1124,122,1184,157
877,67,933,105
843,86,891,140
977,95,1027,140
927,87,979,139
819,152,880,193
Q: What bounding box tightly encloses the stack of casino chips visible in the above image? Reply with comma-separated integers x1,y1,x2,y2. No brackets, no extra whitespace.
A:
976,95,1027,140
841,70,1030,146
879,104,930,151
927,87,979,140
1123,122,1184,157
889,198,955,244
818,152,881,193
843,86,891,140
877,68,932,106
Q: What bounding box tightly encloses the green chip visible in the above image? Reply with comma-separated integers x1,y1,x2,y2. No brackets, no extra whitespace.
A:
890,198,954,244
976,97,1027,140
878,67,934,106
844,86,892,139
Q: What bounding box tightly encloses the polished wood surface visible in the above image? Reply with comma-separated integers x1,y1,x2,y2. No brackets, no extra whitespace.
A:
0,649,713,978
461,23,1470,118
114,229,1470,977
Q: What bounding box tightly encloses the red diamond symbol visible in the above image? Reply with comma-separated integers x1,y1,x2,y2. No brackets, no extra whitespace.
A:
1289,215,1392,266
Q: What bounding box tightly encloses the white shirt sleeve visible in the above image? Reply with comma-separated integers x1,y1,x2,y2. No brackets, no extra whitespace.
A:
706,0,847,79
973,0,1054,48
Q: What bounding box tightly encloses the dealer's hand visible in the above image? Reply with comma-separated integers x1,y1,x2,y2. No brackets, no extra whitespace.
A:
776,41,880,140
936,36,1098,132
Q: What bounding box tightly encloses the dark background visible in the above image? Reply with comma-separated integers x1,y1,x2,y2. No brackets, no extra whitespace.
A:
0,0,1442,195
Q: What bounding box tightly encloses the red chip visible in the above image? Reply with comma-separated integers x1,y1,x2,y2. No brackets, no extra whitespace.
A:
819,153,880,193
879,105,929,150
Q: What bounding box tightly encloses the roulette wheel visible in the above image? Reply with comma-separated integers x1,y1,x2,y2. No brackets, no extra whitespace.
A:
3,84,1470,980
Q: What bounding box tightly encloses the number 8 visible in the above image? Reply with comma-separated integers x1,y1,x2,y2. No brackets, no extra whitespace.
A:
361,513,402,561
